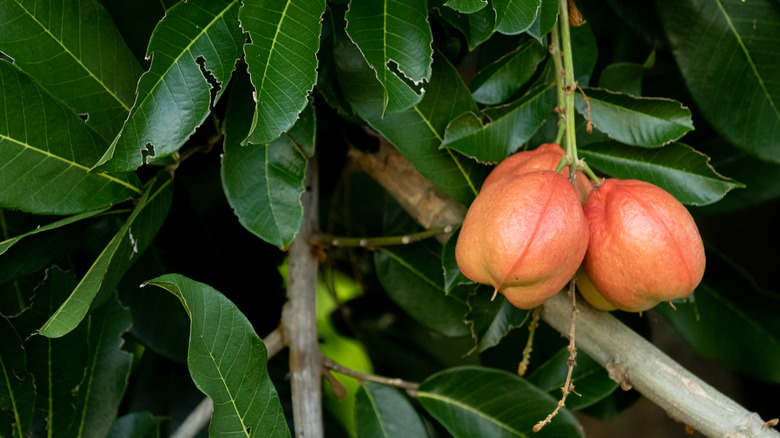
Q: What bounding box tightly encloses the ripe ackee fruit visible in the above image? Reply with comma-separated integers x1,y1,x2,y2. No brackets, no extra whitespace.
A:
481,143,592,204
455,170,589,309
581,179,706,312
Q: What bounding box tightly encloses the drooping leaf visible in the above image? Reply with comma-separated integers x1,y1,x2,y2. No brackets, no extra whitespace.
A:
0,0,144,141
375,241,470,338
597,62,645,96
475,298,529,352
0,316,35,438
526,0,558,40
434,0,496,51
657,0,780,164
107,412,164,438
0,209,106,256
354,382,427,438
418,366,584,437
38,173,173,338
332,13,489,205
0,61,142,215
240,0,325,144
493,0,541,35
580,141,743,206
145,274,290,438
221,66,307,248
441,227,473,293
656,250,780,384
528,348,619,411
445,0,488,14
94,0,245,172
345,0,433,114
469,38,547,105
442,82,557,163
574,88,694,148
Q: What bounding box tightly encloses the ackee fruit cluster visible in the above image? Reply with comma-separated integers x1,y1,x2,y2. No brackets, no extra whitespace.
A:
455,144,705,312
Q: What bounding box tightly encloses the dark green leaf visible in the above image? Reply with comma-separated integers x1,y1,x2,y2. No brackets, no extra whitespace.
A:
101,0,174,62
418,366,584,437
94,0,245,172
442,227,473,293
657,0,780,164
222,67,307,248
475,298,529,352
528,348,619,411
107,412,164,438
445,0,488,14
597,62,645,96
145,274,290,438
38,174,173,338
656,250,780,384
575,88,694,147
0,316,35,438
345,0,432,113
0,62,142,215
526,0,558,40
580,141,743,206
470,39,547,104
434,0,496,51
0,209,106,256
442,82,556,163
0,0,144,141
241,0,325,144
354,382,427,438
570,21,597,86
493,0,541,35
375,241,470,337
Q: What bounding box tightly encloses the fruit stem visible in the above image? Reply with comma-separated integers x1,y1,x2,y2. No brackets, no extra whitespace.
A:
517,306,542,376
579,160,603,186
557,0,579,186
311,226,454,249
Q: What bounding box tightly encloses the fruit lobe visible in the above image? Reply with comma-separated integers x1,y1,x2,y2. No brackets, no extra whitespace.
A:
481,143,592,204
582,179,706,312
456,170,589,309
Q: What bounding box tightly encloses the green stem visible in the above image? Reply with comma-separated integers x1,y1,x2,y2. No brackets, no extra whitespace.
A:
558,0,579,185
580,161,603,186
550,28,566,145
313,226,454,249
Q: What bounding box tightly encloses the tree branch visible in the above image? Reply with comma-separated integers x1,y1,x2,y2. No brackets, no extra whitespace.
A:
350,142,780,438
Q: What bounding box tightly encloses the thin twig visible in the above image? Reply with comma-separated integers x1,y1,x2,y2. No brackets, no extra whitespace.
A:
323,357,420,397
311,226,454,249
517,307,542,376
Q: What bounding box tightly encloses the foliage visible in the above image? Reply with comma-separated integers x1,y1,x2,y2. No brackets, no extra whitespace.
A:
1,0,779,437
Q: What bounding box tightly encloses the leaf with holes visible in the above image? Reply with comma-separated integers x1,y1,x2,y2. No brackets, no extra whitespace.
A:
657,0,780,164
145,274,290,438
94,0,245,172
580,141,742,206
574,88,694,148
345,0,433,114
418,366,584,437
354,382,427,438
0,62,141,215
38,173,173,338
241,0,325,144
493,0,541,35
0,0,144,142
222,66,307,249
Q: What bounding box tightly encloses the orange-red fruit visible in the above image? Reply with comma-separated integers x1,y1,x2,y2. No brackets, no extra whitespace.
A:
582,179,706,312
456,170,589,309
482,143,592,204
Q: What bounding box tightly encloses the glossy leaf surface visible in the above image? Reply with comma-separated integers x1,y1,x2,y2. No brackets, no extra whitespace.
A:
354,382,427,438
469,39,547,105
493,0,541,35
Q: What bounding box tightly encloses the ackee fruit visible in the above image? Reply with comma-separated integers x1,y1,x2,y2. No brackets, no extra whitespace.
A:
456,170,589,309
581,179,706,312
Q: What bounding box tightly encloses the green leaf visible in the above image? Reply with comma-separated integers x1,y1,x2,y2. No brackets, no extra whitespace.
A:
107,412,164,438
38,174,173,338
445,0,488,14
0,209,106,256
656,250,780,384
354,382,427,438
475,298,529,352
345,0,433,114
0,0,144,142
580,141,743,206
145,274,290,438
441,227,473,293
469,39,547,105
528,348,619,411
526,0,558,40
222,67,307,248
656,0,780,164
442,82,556,163
597,62,645,96
0,62,142,215
418,366,584,437
493,0,541,35
434,0,496,51
570,21,597,86
332,14,489,205
94,0,245,172
241,0,325,144
0,316,35,438
101,0,174,63
574,88,694,148
375,241,470,337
